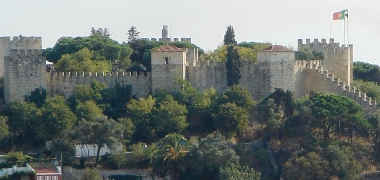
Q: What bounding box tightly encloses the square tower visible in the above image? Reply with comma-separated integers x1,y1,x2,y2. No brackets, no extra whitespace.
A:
151,45,187,93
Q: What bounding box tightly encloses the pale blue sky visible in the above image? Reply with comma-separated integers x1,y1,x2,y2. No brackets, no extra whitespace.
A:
1,0,379,64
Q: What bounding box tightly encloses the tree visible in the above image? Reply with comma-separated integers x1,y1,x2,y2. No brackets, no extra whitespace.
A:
0,116,9,143
353,61,380,83
127,96,156,142
216,85,255,111
68,81,106,109
219,163,261,180
25,88,47,107
101,84,132,119
226,46,241,86
128,26,140,42
40,96,77,141
55,48,111,72
152,95,188,138
118,118,135,145
283,152,329,180
180,133,239,180
213,103,248,137
74,116,123,165
81,168,102,180
224,25,237,45
6,102,42,147
308,93,368,141
152,134,190,180
75,100,104,122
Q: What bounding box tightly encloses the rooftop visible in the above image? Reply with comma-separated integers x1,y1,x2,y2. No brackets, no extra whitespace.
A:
153,45,185,52
263,45,293,52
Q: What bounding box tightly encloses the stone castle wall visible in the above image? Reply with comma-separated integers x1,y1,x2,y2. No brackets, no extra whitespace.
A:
298,38,353,85
46,71,151,98
4,49,46,103
0,36,42,78
295,60,376,112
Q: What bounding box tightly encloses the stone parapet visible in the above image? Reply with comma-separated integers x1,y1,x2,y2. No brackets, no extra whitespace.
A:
296,60,376,111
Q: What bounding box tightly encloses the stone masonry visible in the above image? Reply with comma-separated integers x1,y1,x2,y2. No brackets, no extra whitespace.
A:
3,36,375,111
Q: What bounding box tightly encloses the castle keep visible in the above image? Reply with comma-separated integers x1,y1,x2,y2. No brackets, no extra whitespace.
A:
1,35,376,111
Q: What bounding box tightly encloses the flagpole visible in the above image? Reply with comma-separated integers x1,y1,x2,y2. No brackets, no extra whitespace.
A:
344,15,346,45
346,9,349,45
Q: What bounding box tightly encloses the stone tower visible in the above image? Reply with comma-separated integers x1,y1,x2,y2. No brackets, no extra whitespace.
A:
151,45,187,92
4,49,47,103
162,25,169,39
298,38,353,85
257,45,296,95
0,36,42,78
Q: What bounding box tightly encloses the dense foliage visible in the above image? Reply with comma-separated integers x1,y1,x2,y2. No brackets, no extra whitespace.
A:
201,43,270,63
295,47,324,60
44,27,203,72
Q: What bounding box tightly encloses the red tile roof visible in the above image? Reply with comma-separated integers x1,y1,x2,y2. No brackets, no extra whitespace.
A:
153,45,185,52
35,168,59,174
263,45,293,52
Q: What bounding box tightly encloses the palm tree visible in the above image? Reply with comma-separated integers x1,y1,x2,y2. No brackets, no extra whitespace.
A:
153,133,190,180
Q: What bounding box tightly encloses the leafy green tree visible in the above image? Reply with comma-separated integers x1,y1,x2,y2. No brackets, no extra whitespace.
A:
128,26,140,42
256,89,295,138
75,100,104,122
48,139,76,165
152,134,190,180
308,93,368,141
325,144,363,180
353,61,380,83
216,85,255,111
201,43,270,62
283,152,329,180
69,81,105,108
118,118,135,145
81,168,102,180
180,133,239,180
173,80,216,133
353,80,380,100
219,163,261,180
55,48,111,72
25,88,47,107
226,46,241,86
43,30,125,63
40,96,77,141
224,25,237,45
152,95,188,138
6,102,42,147
101,84,132,119
0,116,9,143
213,103,248,137
74,116,123,165
127,96,156,142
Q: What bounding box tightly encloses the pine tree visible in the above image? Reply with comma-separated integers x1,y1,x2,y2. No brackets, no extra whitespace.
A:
224,25,237,45
226,46,241,86
128,26,140,42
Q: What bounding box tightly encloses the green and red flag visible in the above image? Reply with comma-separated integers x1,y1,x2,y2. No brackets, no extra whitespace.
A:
333,9,348,20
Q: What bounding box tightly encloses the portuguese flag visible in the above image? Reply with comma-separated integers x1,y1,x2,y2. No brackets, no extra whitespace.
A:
333,10,348,20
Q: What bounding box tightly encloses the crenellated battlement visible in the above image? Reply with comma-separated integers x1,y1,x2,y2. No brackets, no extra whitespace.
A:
0,36,42,50
5,49,45,65
298,38,353,85
8,49,43,57
49,71,150,80
140,37,192,43
297,60,376,110
298,38,352,53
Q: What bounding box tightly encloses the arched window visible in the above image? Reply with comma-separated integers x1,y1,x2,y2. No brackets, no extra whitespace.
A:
164,57,169,64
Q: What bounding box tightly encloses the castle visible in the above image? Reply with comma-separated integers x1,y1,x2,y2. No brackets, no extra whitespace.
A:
0,27,376,111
